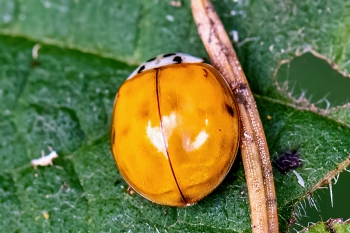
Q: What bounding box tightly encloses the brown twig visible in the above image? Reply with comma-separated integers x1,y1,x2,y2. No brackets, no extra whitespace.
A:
191,1,279,232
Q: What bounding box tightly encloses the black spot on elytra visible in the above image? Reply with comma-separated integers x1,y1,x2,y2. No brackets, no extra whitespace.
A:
196,108,206,117
203,68,208,78
137,65,145,73
139,101,151,118
146,57,156,62
173,56,182,64
220,136,229,152
274,150,302,174
139,108,150,118
165,92,179,109
163,53,176,57
225,103,234,117
121,127,130,136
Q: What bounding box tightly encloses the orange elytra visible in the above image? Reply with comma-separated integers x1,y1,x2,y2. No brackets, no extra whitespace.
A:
110,53,240,206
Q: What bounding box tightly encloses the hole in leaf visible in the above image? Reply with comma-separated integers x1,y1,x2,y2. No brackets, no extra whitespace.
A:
276,52,350,109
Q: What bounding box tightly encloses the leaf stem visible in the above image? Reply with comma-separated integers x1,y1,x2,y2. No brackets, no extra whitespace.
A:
191,1,279,232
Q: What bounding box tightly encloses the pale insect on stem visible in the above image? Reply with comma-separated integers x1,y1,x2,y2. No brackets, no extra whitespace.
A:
191,1,279,232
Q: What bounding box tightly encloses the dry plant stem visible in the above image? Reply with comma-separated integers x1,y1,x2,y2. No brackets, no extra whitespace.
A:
191,1,278,232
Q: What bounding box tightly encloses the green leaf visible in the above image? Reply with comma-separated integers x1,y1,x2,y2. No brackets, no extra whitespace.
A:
300,219,350,233
0,0,349,232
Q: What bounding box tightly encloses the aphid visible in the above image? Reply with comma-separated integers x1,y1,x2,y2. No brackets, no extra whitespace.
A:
274,150,302,174
31,147,59,169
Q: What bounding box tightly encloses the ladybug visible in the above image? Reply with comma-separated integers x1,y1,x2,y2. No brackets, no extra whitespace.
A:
110,53,240,206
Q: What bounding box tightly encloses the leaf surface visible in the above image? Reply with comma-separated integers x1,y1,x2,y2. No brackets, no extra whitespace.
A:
0,0,349,232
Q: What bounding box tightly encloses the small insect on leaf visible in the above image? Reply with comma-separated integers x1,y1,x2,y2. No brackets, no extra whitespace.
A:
31,147,59,169
275,150,302,174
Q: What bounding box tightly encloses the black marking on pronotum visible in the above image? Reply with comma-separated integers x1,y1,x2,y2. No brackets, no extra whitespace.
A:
137,65,145,73
274,150,302,174
163,53,176,57
146,57,156,62
225,103,234,117
173,56,183,64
